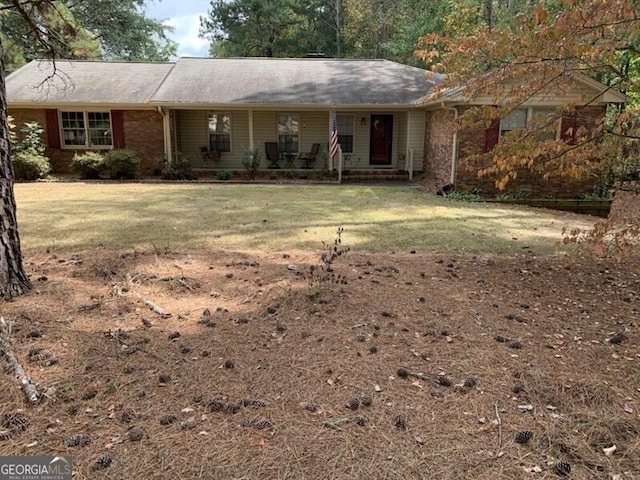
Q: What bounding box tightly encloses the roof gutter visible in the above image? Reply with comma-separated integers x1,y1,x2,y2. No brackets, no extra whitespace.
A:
441,102,459,185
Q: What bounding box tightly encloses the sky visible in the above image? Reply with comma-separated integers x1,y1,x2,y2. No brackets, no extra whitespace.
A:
144,0,212,58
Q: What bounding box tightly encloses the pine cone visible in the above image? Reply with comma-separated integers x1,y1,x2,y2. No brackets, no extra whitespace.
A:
361,395,373,407
509,340,522,349
92,453,112,470
553,461,571,476
515,430,533,444
64,434,91,447
438,375,453,387
394,415,407,430
347,398,360,410
463,377,477,388
159,414,177,425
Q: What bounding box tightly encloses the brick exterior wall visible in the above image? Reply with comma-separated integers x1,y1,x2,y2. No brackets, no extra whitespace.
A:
8,108,164,175
423,105,606,198
423,109,456,191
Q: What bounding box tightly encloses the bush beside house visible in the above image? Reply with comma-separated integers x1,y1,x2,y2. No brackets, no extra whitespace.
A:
10,120,51,181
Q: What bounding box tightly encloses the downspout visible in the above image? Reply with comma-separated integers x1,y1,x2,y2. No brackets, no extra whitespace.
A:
157,106,172,163
441,102,458,185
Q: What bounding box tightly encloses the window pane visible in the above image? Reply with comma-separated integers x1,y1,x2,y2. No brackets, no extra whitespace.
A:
208,113,231,134
63,130,86,146
208,113,231,152
209,135,231,152
337,115,354,135
61,112,86,146
338,134,353,153
61,111,84,129
278,114,299,135
531,109,557,141
89,129,112,146
336,115,354,153
88,112,110,129
278,114,299,153
500,109,527,132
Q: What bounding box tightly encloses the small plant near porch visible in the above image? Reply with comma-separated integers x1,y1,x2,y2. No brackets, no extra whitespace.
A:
242,148,262,180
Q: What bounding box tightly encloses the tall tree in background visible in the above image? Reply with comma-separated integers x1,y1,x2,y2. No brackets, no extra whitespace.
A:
0,0,175,299
200,0,338,57
1,0,177,72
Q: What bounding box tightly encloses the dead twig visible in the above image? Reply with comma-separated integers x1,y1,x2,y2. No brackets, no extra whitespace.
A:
0,317,40,404
136,294,171,318
494,402,503,459
322,417,354,430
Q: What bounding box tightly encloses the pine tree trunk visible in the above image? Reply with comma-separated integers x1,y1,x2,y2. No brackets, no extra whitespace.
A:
0,37,31,299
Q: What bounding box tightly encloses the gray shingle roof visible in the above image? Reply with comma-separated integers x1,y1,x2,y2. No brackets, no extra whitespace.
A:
6,60,174,105
7,57,444,107
151,57,442,107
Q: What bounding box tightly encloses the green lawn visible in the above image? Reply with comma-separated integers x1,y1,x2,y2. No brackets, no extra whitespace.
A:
14,182,596,254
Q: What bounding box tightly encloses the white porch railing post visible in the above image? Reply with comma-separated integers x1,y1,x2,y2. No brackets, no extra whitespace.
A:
338,146,343,183
408,148,414,181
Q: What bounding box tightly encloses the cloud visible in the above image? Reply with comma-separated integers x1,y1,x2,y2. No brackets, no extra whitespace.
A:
165,14,210,57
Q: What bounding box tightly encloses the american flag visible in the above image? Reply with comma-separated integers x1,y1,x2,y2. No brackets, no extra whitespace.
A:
330,110,339,158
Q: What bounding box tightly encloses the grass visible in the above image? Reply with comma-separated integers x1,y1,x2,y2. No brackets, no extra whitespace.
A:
14,182,597,254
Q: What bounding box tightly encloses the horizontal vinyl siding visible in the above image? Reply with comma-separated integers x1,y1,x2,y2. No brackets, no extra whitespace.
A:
471,78,605,106
408,110,426,172
177,110,207,166
177,110,250,169
175,109,422,171
344,113,370,169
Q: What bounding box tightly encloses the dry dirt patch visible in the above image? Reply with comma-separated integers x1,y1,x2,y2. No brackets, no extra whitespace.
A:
1,247,639,479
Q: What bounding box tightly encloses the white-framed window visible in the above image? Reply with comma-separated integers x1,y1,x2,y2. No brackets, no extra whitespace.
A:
61,111,112,148
337,114,354,154
278,113,300,153
500,107,558,141
208,113,231,152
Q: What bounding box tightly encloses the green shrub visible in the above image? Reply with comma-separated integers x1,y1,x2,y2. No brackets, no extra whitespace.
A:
217,170,232,181
446,189,484,202
10,121,51,181
495,191,530,201
104,149,140,180
12,151,51,181
242,148,261,180
17,122,46,156
160,155,197,180
70,152,105,179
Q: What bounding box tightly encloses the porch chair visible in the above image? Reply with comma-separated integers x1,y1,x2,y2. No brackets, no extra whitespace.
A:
265,142,282,168
299,143,320,169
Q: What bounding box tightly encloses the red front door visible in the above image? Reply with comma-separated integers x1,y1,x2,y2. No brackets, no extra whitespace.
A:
369,114,393,165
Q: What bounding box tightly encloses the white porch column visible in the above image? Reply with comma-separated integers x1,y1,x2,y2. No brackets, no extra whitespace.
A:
328,110,334,171
248,110,254,150
405,112,411,173
160,107,172,163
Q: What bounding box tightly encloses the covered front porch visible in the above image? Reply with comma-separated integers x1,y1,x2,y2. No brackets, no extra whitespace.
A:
161,108,425,177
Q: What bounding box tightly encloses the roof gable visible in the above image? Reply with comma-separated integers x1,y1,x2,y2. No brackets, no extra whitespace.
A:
421,71,626,107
